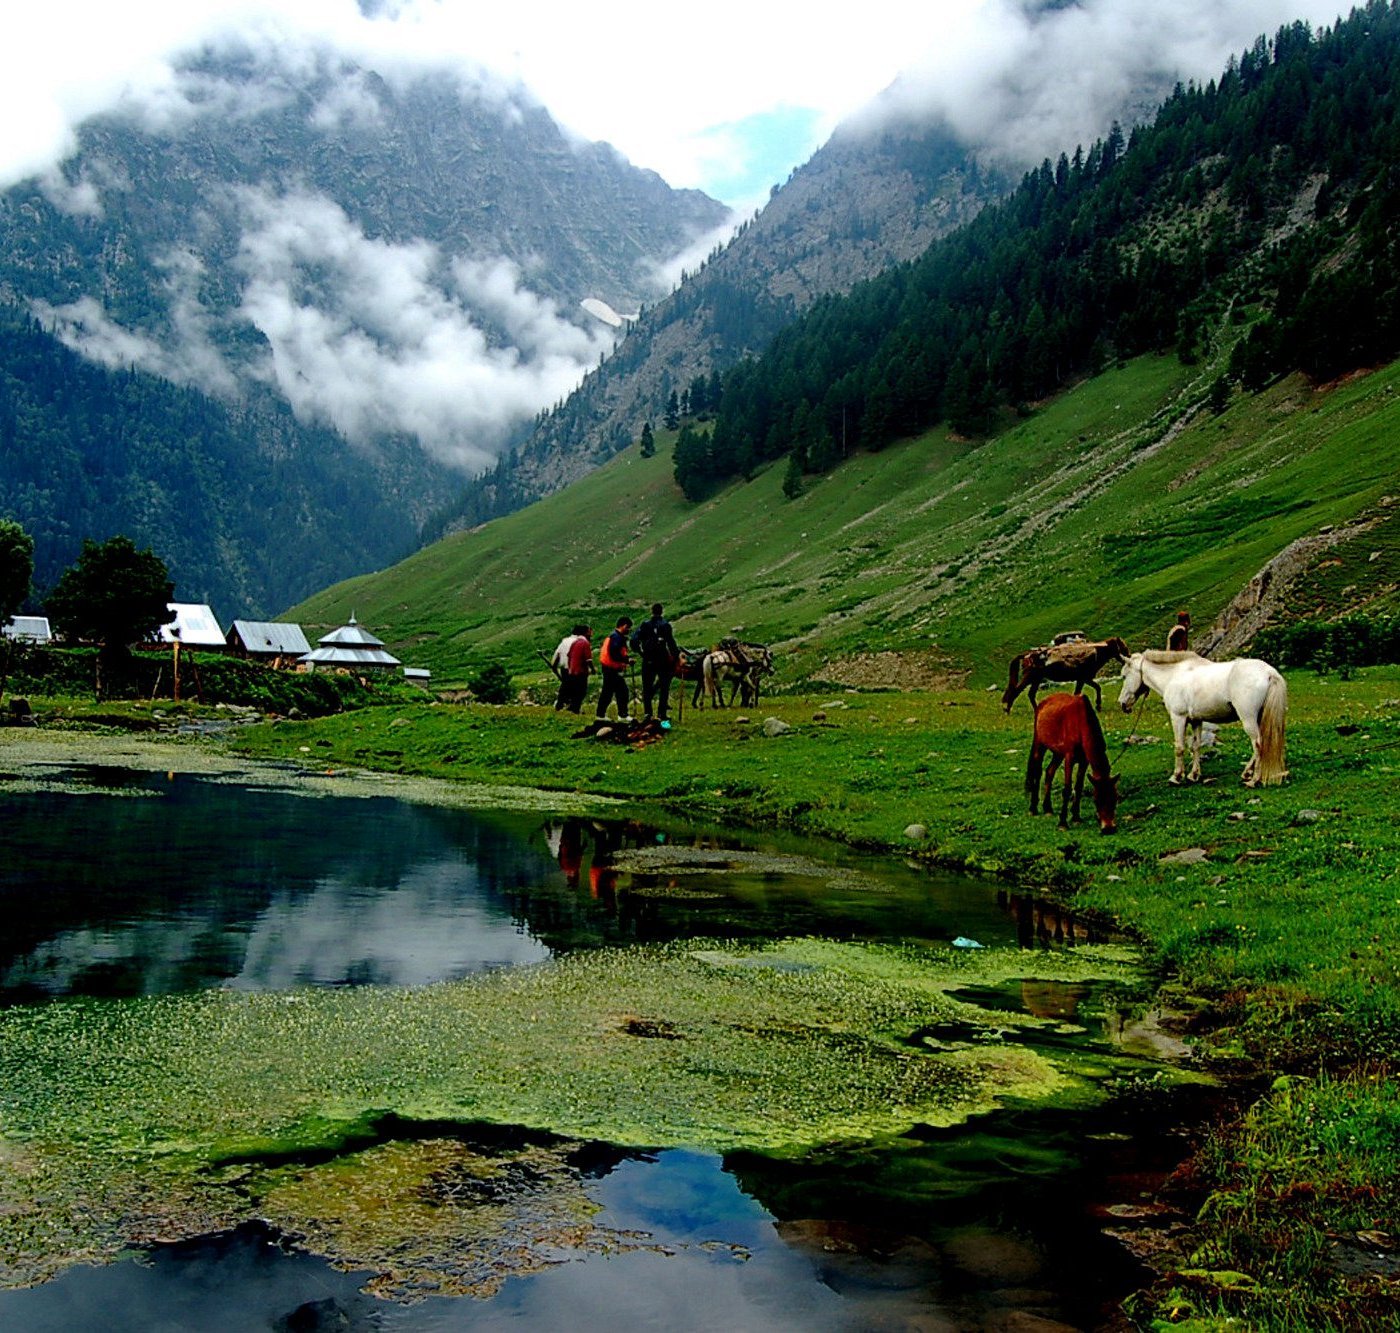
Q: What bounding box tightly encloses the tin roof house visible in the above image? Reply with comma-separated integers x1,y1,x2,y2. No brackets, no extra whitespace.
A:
300,616,401,672
158,603,227,648
227,620,311,667
3,616,52,644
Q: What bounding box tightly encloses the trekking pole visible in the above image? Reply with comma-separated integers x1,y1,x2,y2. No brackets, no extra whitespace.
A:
537,650,563,681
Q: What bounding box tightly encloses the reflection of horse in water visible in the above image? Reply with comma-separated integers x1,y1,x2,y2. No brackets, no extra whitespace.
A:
683,641,775,708
1003,635,1129,712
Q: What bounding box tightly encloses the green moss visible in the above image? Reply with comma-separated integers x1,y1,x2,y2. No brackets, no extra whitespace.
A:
0,939,1147,1289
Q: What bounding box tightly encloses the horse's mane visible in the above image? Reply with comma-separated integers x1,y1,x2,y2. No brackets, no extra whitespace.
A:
1140,649,1208,664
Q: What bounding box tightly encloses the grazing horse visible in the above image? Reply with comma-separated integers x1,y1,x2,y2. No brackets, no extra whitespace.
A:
1003,636,1130,712
1025,693,1119,832
699,642,774,708
1118,650,1288,786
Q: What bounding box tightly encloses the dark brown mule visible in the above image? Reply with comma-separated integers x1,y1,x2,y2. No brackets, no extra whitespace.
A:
1025,693,1119,832
1003,636,1129,712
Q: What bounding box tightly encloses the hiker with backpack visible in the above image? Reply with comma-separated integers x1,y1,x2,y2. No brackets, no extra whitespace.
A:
631,602,680,724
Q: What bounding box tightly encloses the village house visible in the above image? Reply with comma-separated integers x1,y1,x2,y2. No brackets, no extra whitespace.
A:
157,604,227,649
2,616,52,644
227,620,312,670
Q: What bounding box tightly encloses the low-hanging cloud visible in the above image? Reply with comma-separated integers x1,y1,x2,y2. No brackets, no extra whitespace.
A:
852,0,1350,169
234,188,615,470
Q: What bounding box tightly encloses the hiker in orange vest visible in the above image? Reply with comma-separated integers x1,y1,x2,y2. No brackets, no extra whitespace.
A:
596,616,633,721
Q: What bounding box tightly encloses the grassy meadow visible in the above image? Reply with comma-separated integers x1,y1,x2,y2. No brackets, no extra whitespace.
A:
258,347,1400,1326
286,352,1400,693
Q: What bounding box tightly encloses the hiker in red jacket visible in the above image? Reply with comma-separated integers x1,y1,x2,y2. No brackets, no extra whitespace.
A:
559,625,592,714
596,616,632,721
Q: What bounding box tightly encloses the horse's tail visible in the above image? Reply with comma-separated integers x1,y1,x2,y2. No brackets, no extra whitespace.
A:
702,652,719,707
1255,671,1289,785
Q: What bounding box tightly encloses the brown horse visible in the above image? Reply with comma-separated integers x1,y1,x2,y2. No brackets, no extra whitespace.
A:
1025,692,1118,832
1003,636,1129,712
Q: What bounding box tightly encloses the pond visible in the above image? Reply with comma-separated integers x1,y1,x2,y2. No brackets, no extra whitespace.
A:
0,757,1197,1331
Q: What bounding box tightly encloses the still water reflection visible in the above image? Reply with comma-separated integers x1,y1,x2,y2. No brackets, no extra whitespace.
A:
0,765,1077,1003
0,761,1153,1331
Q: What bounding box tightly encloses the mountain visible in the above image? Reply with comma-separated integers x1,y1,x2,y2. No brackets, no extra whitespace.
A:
436,116,1017,530
0,46,726,617
0,303,444,620
436,11,1192,533
285,5,1400,681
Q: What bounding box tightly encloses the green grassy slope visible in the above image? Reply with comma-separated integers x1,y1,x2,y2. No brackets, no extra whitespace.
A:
289,352,1400,688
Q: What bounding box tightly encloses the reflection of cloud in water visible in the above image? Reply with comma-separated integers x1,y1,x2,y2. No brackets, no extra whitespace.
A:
1,853,550,997
230,855,552,989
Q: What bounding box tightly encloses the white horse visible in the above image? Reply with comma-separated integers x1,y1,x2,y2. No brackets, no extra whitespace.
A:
1118,650,1288,787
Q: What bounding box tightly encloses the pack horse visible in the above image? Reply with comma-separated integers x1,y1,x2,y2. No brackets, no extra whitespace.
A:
695,641,774,709
1118,650,1288,786
1003,636,1130,712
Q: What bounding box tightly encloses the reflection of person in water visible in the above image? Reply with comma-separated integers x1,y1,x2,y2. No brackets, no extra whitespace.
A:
587,820,620,903
557,821,584,888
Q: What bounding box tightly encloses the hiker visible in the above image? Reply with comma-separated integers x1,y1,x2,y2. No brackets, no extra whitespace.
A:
559,624,592,714
631,602,680,723
1167,610,1191,652
551,624,586,710
596,616,633,721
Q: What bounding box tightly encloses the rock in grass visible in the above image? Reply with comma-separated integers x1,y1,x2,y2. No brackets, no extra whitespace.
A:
1159,847,1209,865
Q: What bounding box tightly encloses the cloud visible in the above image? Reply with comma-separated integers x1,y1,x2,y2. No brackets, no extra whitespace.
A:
33,247,241,395
0,0,1353,201
234,188,615,469
853,0,1352,169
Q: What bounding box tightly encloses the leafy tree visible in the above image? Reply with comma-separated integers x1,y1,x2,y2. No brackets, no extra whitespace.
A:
0,518,35,706
639,421,656,458
46,536,174,686
0,519,34,623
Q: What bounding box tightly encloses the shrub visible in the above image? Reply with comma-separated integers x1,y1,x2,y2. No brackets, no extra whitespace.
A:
1253,615,1400,672
468,662,513,704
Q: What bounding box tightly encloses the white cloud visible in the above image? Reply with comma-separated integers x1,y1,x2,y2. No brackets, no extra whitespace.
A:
855,0,1352,169
0,0,1355,196
234,188,615,469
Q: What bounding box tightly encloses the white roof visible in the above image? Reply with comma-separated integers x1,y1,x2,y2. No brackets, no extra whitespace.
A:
299,615,400,668
230,620,311,655
317,616,387,648
3,616,51,643
158,603,226,647
301,645,401,668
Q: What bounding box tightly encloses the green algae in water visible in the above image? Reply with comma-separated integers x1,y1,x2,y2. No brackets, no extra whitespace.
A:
256,1138,650,1301
0,938,1149,1291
